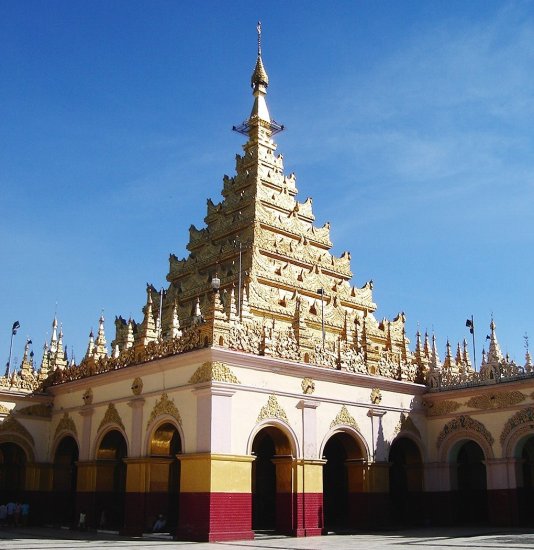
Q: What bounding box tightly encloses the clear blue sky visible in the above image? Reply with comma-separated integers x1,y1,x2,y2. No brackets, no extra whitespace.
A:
1,0,532,369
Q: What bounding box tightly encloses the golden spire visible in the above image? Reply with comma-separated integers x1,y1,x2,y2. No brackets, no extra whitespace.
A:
251,21,269,90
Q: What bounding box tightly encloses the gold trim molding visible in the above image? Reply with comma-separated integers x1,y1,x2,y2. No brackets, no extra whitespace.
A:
98,403,125,432
147,392,182,428
257,395,289,423
425,400,461,417
54,412,78,439
189,361,241,384
0,415,34,445
330,405,359,431
500,407,534,446
436,414,494,449
467,391,525,410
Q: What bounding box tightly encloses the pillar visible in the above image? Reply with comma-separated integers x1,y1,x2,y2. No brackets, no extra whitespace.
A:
423,461,453,525
75,461,97,528
486,458,518,526
296,398,323,536
296,459,325,536
176,453,254,542
122,398,146,535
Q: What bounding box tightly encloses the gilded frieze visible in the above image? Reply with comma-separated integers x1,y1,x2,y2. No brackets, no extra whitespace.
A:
98,403,125,432
500,407,534,446
436,415,494,449
0,404,10,414
54,412,77,439
425,400,461,417
330,405,360,431
189,361,241,384
146,392,182,428
0,416,34,444
466,391,525,410
257,395,289,423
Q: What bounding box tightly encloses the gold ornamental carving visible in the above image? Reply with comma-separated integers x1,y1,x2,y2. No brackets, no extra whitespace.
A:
54,412,78,439
16,404,52,418
82,388,93,406
301,377,315,395
330,405,360,431
0,416,35,444
436,415,494,449
370,388,382,405
257,395,289,423
500,407,534,446
147,392,182,428
131,377,143,396
394,412,421,439
189,361,241,384
467,391,525,411
0,404,11,414
425,400,461,417
98,403,125,432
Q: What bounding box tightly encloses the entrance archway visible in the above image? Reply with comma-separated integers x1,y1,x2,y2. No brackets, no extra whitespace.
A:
251,425,294,534
454,440,487,523
95,430,127,530
53,436,79,526
322,431,366,531
0,442,26,501
146,422,182,532
515,435,534,524
389,437,423,525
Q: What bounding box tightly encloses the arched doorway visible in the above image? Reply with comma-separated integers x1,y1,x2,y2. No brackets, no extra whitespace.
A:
53,436,79,526
389,437,423,526
515,435,534,525
0,442,26,501
95,430,127,530
454,440,487,523
251,426,294,534
323,431,366,531
146,422,182,532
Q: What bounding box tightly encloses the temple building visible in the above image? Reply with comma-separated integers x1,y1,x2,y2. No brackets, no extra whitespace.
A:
1,26,534,541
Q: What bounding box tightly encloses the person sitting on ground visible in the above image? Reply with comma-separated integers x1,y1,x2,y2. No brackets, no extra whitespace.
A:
152,514,166,532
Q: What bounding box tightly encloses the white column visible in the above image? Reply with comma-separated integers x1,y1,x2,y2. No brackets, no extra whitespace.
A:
194,384,235,454
297,399,319,459
127,397,145,457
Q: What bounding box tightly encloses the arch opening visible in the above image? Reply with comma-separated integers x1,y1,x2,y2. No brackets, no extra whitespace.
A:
251,426,294,534
95,430,127,530
53,436,79,526
0,442,27,504
323,431,365,531
389,437,423,526
515,435,534,525
146,422,182,533
453,440,487,524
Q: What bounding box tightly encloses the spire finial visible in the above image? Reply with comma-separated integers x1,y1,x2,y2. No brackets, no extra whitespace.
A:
257,21,262,56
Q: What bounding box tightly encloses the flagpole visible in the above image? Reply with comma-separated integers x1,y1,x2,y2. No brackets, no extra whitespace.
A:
5,321,20,378
468,315,477,371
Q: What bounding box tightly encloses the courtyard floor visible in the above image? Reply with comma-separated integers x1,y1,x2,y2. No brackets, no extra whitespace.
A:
0,526,533,550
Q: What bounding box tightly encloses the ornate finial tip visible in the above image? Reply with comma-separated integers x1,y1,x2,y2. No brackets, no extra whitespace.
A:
257,21,262,56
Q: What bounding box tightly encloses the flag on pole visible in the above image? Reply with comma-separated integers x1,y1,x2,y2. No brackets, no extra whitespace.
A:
12,321,20,335
465,318,474,334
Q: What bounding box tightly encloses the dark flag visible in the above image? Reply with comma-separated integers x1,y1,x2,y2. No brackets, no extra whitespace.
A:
465,318,474,334
12,321,20,335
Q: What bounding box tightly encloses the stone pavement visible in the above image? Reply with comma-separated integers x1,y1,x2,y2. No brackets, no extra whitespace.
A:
0,526,534,550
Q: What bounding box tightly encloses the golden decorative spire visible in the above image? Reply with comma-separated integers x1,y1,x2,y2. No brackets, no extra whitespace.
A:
251,21,269,90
